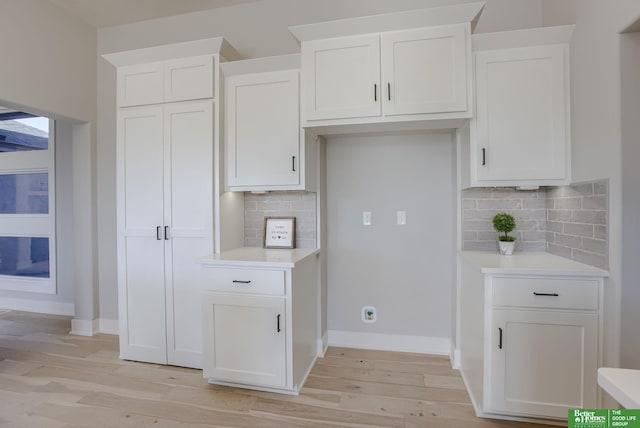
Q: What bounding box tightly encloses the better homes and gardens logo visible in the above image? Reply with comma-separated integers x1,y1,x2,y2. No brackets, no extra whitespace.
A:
569,409,640,428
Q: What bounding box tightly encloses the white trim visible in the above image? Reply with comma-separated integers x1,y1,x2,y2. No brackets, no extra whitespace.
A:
0,297,73,315
98,318,119,335
452,348,461,369
70,318,99,336
328,330,451,355
317,330,328,357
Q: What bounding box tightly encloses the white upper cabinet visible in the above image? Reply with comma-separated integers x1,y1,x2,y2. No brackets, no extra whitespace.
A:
301,24,469,124
226,70,300,188
222,54,316,192
118,55,214,107
302,34,381,121
290,3,485,133
382,25,468,116
466,26,573,187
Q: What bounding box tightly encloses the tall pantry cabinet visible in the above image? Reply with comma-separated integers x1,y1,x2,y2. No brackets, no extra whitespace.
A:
104,38,242,369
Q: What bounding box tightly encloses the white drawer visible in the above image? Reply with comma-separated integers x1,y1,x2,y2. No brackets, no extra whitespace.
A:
491,276,599,310
203,267,285,296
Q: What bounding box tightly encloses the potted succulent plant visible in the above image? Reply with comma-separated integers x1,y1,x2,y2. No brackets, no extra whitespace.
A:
492,212,516,255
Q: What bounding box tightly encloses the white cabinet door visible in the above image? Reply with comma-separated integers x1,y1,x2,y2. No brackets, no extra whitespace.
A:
163,101,214,369
474,45,568,184
226,70,300,188
118,56,214,107
488,309,598,418
116,106,167,364
302,34,381,121
382,24,468,116
203,293,287,388
164,56,214,103
117,63,163,107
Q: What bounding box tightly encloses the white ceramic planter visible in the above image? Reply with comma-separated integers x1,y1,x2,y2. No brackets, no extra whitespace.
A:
498,240,515,255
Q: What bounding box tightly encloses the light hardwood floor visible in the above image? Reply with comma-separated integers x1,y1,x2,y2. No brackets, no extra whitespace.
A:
0,311,552,428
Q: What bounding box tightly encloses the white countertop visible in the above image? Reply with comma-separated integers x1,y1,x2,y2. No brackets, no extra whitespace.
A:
460,251,609,277
198,247,320,268
598,367,640,408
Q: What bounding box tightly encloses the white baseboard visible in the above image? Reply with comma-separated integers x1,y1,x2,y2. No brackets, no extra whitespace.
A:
451,348,461,369
0,298,74,316
98,318,119,335
328,330,451,355
70,318,119,336
70,318,99,336
318,330,328,357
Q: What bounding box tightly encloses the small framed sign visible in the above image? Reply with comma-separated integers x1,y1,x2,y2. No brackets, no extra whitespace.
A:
264,216,296,249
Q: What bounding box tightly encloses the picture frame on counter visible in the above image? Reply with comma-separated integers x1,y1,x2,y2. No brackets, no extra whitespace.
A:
264,216,296,249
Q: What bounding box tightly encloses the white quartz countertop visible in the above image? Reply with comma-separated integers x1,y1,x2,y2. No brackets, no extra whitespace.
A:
598,367,640,408
198,247,320,268
460,251,609,277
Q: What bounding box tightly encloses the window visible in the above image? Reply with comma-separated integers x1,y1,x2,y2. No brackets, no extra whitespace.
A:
0,111,55,293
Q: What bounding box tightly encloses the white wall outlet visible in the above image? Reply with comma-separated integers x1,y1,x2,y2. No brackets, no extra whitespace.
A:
397,210,407,225
362,306,376,323
362,211,372,226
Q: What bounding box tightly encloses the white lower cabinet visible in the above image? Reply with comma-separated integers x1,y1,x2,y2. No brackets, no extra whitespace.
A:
203,293,287,388
200,248,320,394
459,252,607,423
488,309,598,418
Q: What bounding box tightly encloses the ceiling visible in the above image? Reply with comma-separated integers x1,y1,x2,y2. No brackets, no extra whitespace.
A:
47,0,262,28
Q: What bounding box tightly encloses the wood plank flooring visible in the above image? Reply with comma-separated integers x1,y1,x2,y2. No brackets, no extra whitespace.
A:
0,311,552,427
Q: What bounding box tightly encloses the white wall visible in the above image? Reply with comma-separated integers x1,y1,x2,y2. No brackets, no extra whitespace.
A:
96,0,547,325
620,31,640,369
0,0,96,122
540,0,640,369
325,133,454,353
0,1,98,324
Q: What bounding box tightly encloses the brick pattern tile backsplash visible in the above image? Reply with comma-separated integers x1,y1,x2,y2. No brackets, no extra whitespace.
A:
546,180,608,269
462,188,547,252
244,191,317,249
462,180,608,269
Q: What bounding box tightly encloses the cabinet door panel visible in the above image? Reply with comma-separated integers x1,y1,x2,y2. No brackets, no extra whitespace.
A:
488,309,597,418
227,71,300,187
475,45,567,182
302,34,380,121
382,25,468,115
163,101,214,368
203,294,287,388
117,106,167,364
164,56,214,102
117,63,163,107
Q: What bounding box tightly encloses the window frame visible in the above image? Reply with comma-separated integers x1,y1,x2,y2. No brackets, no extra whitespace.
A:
0,118,56,293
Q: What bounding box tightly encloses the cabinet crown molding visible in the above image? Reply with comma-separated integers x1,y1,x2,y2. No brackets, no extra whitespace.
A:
472,25,575,51
102,36,240,67
288,1,485,43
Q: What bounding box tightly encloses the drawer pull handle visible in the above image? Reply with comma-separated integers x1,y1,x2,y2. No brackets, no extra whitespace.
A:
277,314,281,333
533,292,559,297
156,226,162,241
498,327,503,349
232,280,251,284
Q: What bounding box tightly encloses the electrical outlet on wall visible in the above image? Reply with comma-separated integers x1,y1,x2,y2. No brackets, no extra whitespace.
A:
362,306,376,323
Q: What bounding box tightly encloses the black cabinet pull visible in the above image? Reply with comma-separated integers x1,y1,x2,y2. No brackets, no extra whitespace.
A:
292,155,296,172
387,82,391,101
156,226,162,241
164,226,169,240
482,148,486,166
498,327,503,349
232,280,251,284
533,292,559,297
374,83,377,102
277,314,281,332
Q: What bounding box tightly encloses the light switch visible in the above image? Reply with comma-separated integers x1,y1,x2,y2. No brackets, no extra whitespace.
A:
397,211,407,225
363,211,372,226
